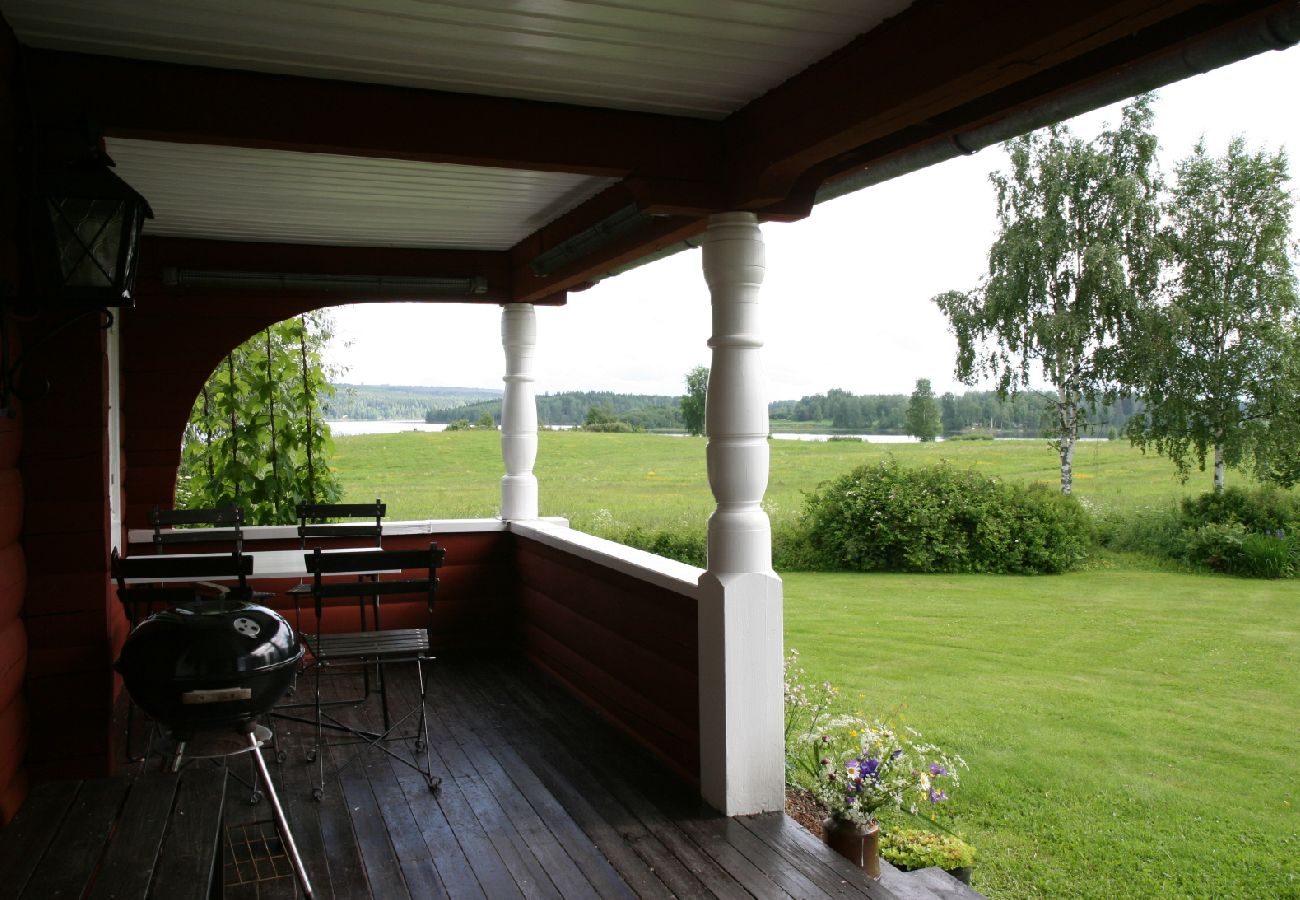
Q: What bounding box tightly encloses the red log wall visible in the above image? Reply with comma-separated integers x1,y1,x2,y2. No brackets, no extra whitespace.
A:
0,16,28,822
514,536,700,784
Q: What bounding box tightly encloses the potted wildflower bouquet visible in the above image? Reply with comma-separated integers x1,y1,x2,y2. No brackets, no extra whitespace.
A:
793,718,965,879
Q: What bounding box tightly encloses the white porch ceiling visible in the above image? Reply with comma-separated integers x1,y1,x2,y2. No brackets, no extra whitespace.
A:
3,0,913,119
106,138,617,249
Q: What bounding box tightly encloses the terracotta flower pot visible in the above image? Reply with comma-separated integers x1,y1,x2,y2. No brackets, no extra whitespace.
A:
822,817,880,879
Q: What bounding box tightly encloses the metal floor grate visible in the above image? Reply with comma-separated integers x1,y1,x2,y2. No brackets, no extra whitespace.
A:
224,820,294,887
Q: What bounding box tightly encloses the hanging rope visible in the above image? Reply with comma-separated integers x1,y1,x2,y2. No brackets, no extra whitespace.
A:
265,328,280,516
299,315,316,504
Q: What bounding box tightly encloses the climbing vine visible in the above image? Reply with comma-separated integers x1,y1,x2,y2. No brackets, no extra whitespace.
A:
177,312,343,524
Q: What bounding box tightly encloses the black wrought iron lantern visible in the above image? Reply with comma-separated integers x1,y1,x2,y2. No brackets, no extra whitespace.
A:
30,153,153,307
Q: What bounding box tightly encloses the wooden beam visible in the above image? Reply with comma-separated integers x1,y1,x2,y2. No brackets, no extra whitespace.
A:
723,0,1261,207
512,215,705,303
23,49,723,181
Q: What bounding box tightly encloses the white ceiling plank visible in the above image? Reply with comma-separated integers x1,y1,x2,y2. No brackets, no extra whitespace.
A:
108,139,617,249
5,0,912,118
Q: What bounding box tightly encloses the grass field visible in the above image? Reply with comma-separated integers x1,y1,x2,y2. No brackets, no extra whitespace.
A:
331,430,1228,530
330,430,1298,899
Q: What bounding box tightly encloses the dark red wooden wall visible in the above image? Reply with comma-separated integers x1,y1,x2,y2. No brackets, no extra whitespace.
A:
0,16,28,822
514,536,700,784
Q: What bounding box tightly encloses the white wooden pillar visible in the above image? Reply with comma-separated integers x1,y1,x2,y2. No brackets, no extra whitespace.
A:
500,303,538,520
697,211,785,815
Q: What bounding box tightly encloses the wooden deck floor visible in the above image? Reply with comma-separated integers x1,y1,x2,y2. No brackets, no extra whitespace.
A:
208,655,897,899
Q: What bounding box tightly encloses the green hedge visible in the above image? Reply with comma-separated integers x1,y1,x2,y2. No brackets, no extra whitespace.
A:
800,459,1090,574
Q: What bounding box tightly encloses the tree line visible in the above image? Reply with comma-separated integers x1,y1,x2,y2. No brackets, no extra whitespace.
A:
769,387,1137,436
324,384,501,420
424,390,685,430
421,382,1139,436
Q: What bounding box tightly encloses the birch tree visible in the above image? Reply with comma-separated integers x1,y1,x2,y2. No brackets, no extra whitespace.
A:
905,378,942,441
933,96,1160,493
1123,139,1298,492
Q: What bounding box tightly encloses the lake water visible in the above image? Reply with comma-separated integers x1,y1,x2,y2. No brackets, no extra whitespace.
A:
770,433,930,443
327,420,448,435
329,421,931,441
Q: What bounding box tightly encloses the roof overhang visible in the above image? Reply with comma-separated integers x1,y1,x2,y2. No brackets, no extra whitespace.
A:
7,0,1298,304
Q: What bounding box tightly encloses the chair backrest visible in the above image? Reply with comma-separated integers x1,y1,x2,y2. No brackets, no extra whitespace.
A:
304,542,445,620
296,500,386,548
111,548,254,624
151,505,245,552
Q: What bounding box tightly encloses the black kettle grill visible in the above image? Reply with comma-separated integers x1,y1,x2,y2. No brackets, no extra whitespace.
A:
116,597,303,734
116,597,315,897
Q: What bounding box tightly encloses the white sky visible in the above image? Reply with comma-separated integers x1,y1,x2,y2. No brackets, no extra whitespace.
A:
325,46,1300,400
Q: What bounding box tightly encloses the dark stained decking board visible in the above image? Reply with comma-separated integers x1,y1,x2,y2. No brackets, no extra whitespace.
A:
212,655,898,899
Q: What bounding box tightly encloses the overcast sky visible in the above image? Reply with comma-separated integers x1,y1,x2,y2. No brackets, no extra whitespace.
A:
325,45,1300,400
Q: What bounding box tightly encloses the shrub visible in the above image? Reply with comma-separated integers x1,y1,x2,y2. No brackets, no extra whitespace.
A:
945,432,995,442
1234,532,1298,579
1182,522,1247,573
1180,486,1300,535
581,421,639,433
609,525,706,567
1094,505,1186,560
801,459,1090,574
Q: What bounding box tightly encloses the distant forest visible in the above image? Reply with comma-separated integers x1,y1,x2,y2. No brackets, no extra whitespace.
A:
395,386,1141,436
324,384,502,420
771,389,1141,436
424,391,684,430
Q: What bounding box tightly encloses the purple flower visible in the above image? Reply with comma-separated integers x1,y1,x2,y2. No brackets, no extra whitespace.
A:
891,749,903,760
861,758,881,777
928,789,948,803
929,763,947,776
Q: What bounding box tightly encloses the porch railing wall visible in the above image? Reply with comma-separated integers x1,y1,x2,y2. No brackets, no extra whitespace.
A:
511,523,702,784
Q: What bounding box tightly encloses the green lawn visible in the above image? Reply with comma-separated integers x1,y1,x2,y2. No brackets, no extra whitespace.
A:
785,568,1299,899
330,430,1298,898
331,430,1223,530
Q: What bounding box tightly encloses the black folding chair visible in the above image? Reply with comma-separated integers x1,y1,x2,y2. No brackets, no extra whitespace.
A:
150,505,245,551
296,500,386,548
150,505,273,602
302,542,445,800
279,500,388,711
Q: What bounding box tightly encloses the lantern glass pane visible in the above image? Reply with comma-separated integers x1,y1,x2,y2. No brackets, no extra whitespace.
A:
47,196,125,288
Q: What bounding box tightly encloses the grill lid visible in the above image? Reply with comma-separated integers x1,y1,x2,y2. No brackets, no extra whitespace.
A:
117,598,303,682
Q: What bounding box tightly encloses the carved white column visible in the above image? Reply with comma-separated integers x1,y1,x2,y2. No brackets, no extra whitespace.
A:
697,212,785,815
500,303,538,520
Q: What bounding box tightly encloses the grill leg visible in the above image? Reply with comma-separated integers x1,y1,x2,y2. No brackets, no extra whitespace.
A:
169,739,187,773
245,726,313,899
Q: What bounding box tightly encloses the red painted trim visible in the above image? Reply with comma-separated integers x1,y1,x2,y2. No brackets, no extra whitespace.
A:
725,0,1290,205
24,49,721,181
0,618,26,709
0,543,26,623
0,698,27,812
1,768,29,825
0,418,20,470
